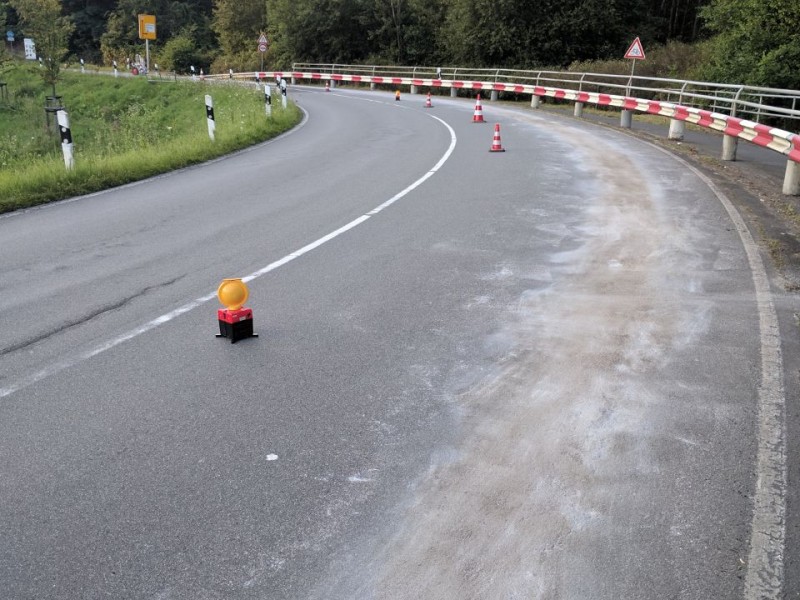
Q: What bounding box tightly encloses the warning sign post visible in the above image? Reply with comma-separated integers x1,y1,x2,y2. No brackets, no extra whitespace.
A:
624,37,645,96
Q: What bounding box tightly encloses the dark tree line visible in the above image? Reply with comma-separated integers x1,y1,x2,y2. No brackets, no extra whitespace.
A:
3,0,800,89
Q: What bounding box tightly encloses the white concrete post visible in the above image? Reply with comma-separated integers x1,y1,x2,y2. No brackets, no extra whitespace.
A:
574,102,584,118
450,87,457,98
205,94,215,141
668,119,685,140
620,110,633,128
531,94,540,108
56,110,74,170
410,85,417,95
722,135,738,161
490,90,498,101
783,160,800,196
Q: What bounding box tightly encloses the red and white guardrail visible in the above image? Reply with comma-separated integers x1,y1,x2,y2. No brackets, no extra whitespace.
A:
207,70,800,194
260,71,799,160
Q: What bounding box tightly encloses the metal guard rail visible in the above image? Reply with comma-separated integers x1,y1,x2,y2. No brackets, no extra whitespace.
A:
202,63,800,193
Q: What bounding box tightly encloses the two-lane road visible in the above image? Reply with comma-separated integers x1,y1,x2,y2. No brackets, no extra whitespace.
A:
0,87,793,599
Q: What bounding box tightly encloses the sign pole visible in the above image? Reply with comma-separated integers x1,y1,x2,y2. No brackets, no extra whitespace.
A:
146,39,150,73
628,59,635,96
257,32,268,74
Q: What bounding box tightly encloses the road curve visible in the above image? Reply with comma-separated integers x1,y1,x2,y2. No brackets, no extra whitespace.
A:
0,87,792,599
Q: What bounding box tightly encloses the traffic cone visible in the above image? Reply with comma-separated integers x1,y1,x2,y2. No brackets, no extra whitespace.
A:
489,123,505,152
325,81,330,92
472,94,485,123
425,92,432,108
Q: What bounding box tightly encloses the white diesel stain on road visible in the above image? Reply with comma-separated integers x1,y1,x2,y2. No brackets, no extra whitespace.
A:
371,121,749,599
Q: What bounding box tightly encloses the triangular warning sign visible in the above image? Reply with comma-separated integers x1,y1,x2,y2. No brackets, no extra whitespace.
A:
624,37,645,60
258,32,268,44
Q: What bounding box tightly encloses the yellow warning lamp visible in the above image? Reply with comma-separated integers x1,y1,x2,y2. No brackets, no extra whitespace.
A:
216,278,257,343
217,278,249,310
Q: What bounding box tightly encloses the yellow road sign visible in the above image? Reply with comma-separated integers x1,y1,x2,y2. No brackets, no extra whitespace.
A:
138,14,156,40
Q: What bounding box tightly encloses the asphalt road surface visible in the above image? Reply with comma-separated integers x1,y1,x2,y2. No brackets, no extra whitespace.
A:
0,86,795,599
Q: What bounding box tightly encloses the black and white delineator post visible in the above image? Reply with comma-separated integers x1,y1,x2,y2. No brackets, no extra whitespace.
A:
205,94,215,141
80,58,85,73
264,84,272,117
112,59,118,77
279,78,287,109
56,109,74,170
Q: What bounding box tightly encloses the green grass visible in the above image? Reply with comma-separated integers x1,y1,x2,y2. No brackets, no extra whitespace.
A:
0,63,301,213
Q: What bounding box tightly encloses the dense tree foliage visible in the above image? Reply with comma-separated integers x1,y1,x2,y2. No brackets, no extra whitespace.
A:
4,0,799,88
11,0,74,93
211,0,265,71
0,1,11,70
700,0,800,89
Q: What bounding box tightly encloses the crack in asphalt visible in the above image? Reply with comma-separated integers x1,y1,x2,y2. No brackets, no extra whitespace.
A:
0,275,185,357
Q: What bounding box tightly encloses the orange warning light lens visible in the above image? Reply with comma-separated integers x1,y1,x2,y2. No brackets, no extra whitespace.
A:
217,278,249,311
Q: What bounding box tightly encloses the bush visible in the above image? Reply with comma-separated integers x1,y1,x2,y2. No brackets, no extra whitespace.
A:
158,32,210,74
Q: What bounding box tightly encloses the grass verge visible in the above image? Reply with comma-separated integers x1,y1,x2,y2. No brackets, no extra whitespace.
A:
0,63,301,214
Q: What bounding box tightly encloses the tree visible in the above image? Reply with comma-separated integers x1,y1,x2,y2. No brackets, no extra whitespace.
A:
158,28,209,72
11,0,75,94
62,0,117,63
100,0,216,67
700,0,800,88
212,0,266,71
0,1,11,71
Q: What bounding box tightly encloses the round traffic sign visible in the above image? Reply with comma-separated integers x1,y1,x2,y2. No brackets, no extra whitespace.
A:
258,43,267,53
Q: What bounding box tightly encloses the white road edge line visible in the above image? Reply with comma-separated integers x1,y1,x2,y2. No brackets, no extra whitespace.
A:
648,144,786,599
0,112,457,400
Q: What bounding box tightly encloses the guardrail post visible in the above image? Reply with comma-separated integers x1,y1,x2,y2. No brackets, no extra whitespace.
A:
574,102,583,118
371,66,376,90
783,161,800,195
668,119,685,140
450,69,457,97
620,110,632,128
531,74,541,108
722,135,738,161
722,86,743,160
490,69,499,101
669,82,688,140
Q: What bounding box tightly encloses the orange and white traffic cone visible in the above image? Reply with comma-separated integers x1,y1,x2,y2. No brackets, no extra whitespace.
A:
425,92,432,108
489,123,505,152
325,81,330,92
472,94,485,122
